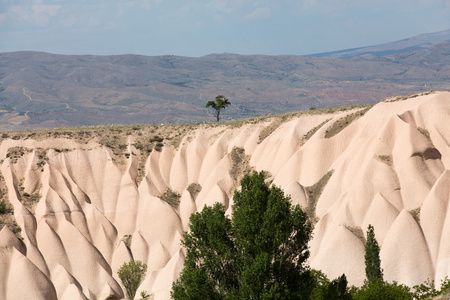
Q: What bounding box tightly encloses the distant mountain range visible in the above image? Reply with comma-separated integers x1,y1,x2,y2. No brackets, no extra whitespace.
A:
308,29,450,58
0,30,449,130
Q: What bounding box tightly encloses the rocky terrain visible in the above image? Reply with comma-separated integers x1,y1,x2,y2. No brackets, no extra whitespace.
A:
0,91,449,299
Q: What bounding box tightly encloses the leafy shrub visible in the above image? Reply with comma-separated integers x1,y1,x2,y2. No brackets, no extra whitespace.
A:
353,278,412,300
117,260,148,300
149,135,164,143
139,290,150,299
413,276,450,299
154,142,164,152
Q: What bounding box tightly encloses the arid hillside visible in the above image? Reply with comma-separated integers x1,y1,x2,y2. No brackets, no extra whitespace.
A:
0,91,449,299
1,38,450,130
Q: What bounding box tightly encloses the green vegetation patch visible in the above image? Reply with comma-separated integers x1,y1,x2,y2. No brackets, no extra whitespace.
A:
325,107,371,138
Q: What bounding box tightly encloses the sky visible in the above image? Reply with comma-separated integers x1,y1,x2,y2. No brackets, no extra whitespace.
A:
1,0,450,57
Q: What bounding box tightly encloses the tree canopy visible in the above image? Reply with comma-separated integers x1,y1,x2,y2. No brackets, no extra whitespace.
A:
206,95,231,123
171,171,313,299
365,224,383,283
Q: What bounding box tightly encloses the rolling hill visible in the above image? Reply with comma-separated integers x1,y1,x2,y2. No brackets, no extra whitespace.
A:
0,30,449,130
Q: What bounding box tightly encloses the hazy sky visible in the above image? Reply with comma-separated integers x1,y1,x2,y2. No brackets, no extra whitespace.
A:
1,0,450,57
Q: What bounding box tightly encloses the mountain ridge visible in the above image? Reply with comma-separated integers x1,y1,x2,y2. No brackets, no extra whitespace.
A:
308,29,450,58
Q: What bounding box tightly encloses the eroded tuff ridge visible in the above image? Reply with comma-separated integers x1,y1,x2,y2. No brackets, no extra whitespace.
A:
0,92,449,299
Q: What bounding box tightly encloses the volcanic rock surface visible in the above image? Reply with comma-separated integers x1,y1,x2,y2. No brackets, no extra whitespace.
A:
0,92,449,299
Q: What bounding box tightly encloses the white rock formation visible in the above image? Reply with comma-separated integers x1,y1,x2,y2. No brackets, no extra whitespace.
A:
0,91,449,299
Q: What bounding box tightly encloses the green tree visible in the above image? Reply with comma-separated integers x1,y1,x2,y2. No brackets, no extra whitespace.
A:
413,276,450,299
310,271,352,300
353,278,412,300
171,171,313,299
206,95,231,123
118,259,148,300
324,274,352,300
365,224,383,283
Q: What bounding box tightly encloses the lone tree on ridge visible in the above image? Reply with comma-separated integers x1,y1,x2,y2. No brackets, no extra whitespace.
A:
206,95,231,123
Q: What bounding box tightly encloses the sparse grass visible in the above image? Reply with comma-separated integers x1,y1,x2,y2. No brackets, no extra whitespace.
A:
0,101,376,163
6,146,32,163
0,174,22,239
224,104,373,129
381,90,436,103
36,148,48,170
410,207,421,224
17,179,41,212
258,119,282,143
324,107,371,138
159,188,181,209
0,217,22,237
6,147,48,171
378,155,393,166
230,147,252,189
305,170,334,223
417,127,431,141
0,124,204,185
303,119,331,142
122,234,132,249
187,183,202,200
345,225,365,244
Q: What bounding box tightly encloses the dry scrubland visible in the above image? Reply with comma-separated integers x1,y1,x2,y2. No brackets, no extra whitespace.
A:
0,91,449,299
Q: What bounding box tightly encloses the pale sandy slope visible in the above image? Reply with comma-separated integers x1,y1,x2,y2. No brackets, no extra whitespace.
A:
0,92,449,299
